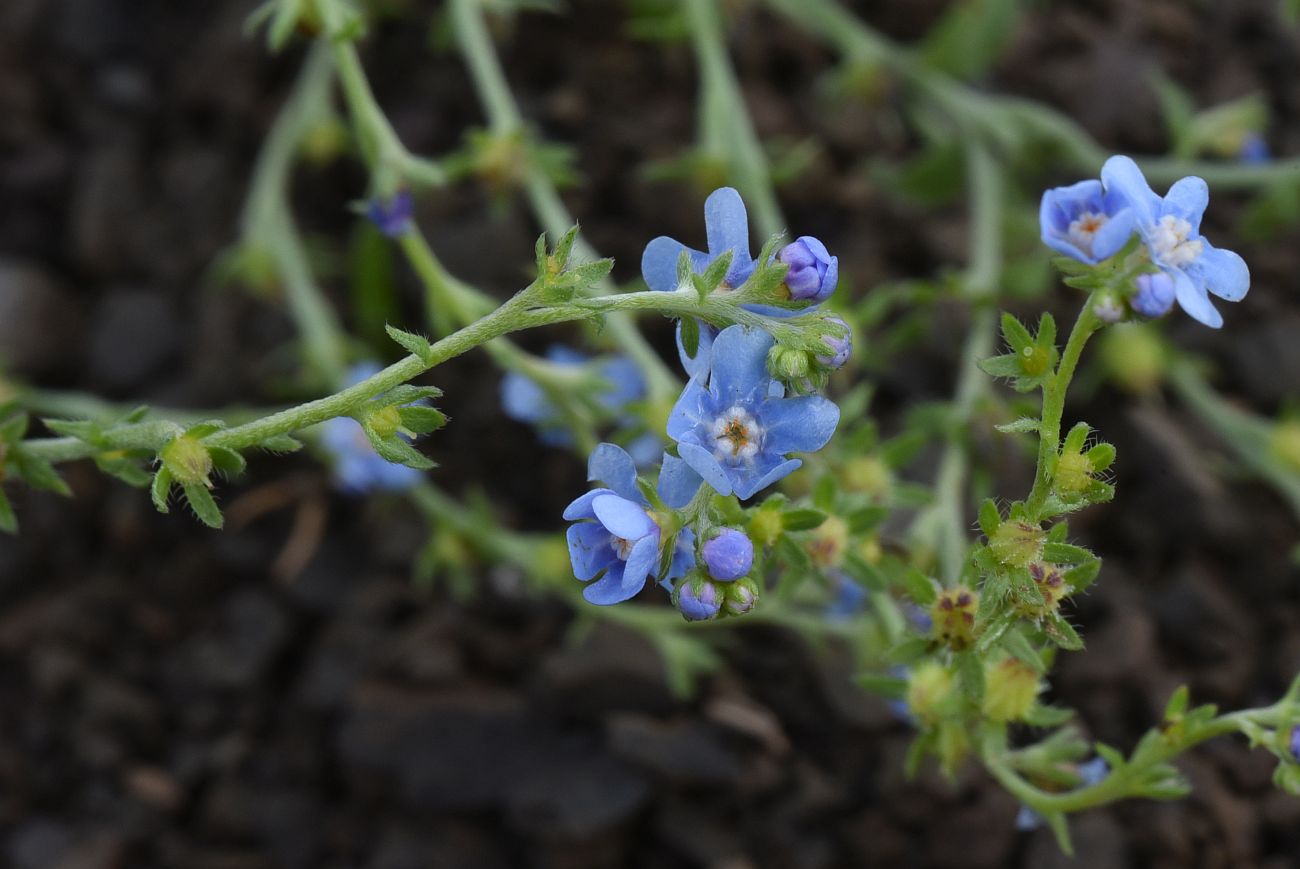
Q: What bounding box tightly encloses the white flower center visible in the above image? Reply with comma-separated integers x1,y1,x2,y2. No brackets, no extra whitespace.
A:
1067,211,1108,256
1149,215,1203,268
610,536,635,560
711,406,762,463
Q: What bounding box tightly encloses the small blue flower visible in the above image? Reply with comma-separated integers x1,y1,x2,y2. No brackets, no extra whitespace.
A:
667,325,840,499
563,443,699,605
320,362,423,494
779,237,839,302
367,191,414,238
1101,155,1250,328
701,528,754,581
1239,133,1270,165
678,577,723,621
817,316,853,370
1039,179,1136,265
825,572,868,620
643,188,758,379
1289,724,1300,762
501,346,647,450
1131,272,1176,319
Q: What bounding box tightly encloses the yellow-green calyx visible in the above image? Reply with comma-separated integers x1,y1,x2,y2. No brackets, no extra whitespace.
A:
981,657,1040,722
161,436,213,486
989,520,1046,569
931,586,978,650
844,455,892,499
805,515,849,569
1019,344,1051,377
907,661,956,724
1053,448,1095,496
748,505,784,548
367,405,403,441
768,344,813,381
1020,562,1068,617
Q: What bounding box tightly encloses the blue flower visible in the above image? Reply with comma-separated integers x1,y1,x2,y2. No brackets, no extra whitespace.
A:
1101,155,1250,328
779,237,839,302
701,528,754,581
667,325,840,499
825,572,868,620
367,191,414,238
642,187,758,378
320,362,423,494
1131,272,1175,319
1239,133,1270,165
1039,179,1135,265
500,345,647,449
563,443,700,605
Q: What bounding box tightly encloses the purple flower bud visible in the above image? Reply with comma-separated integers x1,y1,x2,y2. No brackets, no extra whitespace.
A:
723,578,758,616
1290,724,1300,762
677,577,723,621
817,316,852,370
701,528,754,581
778,236,839,303
367,191,414,238
1131,272,1176,319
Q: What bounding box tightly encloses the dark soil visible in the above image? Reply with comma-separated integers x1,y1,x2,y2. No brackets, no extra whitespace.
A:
2,0,1299,867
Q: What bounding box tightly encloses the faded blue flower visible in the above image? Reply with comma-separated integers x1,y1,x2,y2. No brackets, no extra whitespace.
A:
563,443,699,605
1131,272,1176,319
701,528,754,581
1239,133,1270,165
678,577,723,621
825,572,868,620
501,346,647,450
1040,178,1136,265
779,236,839,302
320,362,423,494
667,325,840,499
1102,155,1250,328
368,191,414,238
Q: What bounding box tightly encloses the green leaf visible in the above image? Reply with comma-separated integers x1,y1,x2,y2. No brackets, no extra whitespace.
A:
560,258,614,293
811,475,836,512
978,499,1001,538
0,413,29,444
385,384,444,403
995,417,1039,434
1045,612,1084,651
1022,704,1075,727
551,224,581,270
43,418,104,443
1044,811,1074,857
679,316,700,360
774,533,812,574
975,610,1016,654
259,434,303,453
1062,558,1101,592
398,405,448,434
1086,441,1116,472
954,650,985,703
1043,542,1092,564
181,481,224,529
897,567,937,606
0,488,16,533
888,636,932,665
1000,313,1034,352
386,325,435,363
856,673,908,698
1061,421,1090,454
979,353,1023,378
1000,628,1047,673
697,249,734,297
781,508,827,531
847,505,889,534
151,468,173,514
1036,312,1057,350
12,451,71,496
1164,685,1190,721
209,446,247,476
94,455,152,488
185,421,226,439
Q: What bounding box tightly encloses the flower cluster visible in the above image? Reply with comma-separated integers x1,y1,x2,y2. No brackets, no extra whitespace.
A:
565,188,848,619
1040,155,1249,328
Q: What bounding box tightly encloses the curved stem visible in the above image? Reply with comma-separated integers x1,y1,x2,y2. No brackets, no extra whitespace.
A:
1025,296,1101,519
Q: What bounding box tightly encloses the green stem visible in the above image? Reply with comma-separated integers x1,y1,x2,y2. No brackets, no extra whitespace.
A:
1025,296,1101,518
446,0,680,404
682,0,785,240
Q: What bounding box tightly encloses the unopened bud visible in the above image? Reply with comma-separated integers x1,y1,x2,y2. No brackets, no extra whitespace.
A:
989,521,1045,570
161,436,212,486
931,586,977,650
768,344,813,381
805,515,849,569
367,405,403,441
981,658,1040,722
723,577,759,616
906,661,955,724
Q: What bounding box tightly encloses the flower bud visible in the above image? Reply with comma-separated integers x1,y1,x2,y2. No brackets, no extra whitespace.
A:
768,344,813,382
1021,562,1068,616
777,236,838,303
1092,292,1126,325
367,191,414,239
748,504,784,548
989,520,1045,570
702,528,754,581
1053,448,1094,497
930,586,977,651
723,577,759,616
981,658,1040,722
1100,324,1166,394
676,575,723,622
161,436,213,486
366,405,403,441
1131,272,1176,319
937,721,971,779
816,316,853,370
805,515,849,570
844,455,892,499
906,661,955,724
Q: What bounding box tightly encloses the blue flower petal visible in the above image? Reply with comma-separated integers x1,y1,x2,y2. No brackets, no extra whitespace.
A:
1090,207,1136,262
1101,156,1158,227
734,458,801,500
657,452,704,509
587,443,641,503
582,562,631,605
562,487,617,521
761,395,841,455
665,528,696,586
678,442,733,496
567,523,617,581
500,371,549,423
1187,241,1250,302
675,319,716,379
708,326,773,405
1160,175,1209,225
703,187,753,285
599,357,645,409
1172,269,1223,329
592,494,656,539
666,378,714,442
620,534,659,597
641,236,709,292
